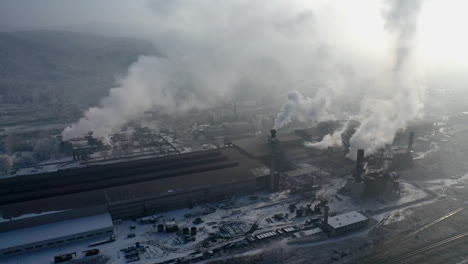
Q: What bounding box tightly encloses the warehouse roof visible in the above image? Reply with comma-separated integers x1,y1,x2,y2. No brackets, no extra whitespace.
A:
293,227,322,238
231,132,305,159
0,212,113,250
231,137,271,158
250,166,270,177
327,211,368,229
0,147,263,218
0,147,261,204
284,166,322,178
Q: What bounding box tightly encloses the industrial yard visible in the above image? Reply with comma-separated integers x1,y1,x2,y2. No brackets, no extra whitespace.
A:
1,1,468,263
2,112,468,264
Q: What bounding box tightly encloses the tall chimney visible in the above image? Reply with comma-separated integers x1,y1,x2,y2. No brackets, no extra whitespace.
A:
270,129,277,140
269,129,279,192
357,149,364,164
323,205,329,230
408,132,414,153
354,149,365,181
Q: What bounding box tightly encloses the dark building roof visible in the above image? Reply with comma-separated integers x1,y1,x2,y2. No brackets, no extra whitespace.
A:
231,136,271,158
231,132,305,159
0,147,263,219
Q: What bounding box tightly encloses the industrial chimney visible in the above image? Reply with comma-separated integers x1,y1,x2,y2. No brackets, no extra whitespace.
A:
408,132,414,153
269,129,279,192
354,149,365,182
322,205,330,231
270,129,277,143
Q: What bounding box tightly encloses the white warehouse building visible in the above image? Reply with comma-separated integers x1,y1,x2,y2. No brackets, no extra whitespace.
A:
326,211,369,235
0,206,114,257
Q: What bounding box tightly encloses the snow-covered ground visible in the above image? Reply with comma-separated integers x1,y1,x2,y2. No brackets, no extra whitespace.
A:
1,172,432,264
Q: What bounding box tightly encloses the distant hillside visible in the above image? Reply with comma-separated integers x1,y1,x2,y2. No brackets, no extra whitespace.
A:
0,30,157,106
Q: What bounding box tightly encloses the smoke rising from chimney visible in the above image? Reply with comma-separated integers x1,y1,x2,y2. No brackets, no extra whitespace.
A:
274,0,425,159
347,0,425,159
62,0,426,144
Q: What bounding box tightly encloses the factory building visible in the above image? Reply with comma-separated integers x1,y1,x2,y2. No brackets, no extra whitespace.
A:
343,148,401,198
363,171,401,197
231,125,354,181
284,166,323,193
0,147,264,221
284,166,322,178
325,211,369,235
0,147,265,257
0,206,113,257
249,166,271,190
391,132,415,170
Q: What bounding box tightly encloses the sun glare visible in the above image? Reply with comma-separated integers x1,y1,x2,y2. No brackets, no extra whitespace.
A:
419,0,468,69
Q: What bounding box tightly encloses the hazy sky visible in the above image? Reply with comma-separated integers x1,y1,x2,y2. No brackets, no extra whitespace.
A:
1,0,466,75
2,0,466,153
0,0,152,29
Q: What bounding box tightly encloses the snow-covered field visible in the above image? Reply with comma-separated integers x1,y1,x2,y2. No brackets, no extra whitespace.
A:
1,172,433,264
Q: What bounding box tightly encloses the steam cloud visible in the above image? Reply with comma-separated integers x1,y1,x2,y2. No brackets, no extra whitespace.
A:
347,0,424,158
63,0,426,149
275,0,425,158
304,122,349,150
273,90,331,130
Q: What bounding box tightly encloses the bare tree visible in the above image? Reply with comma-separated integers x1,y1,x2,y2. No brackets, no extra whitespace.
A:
33,137,60,161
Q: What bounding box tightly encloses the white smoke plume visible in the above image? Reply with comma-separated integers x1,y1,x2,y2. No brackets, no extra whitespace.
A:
273,91,321,130
273,79,352,130
274,0,425,159
62,0,425,143
304,123,348,150
63,0,323,139
62,56,229,139
347,0,425,159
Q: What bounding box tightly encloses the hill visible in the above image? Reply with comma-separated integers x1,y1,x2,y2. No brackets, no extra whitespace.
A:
0,30,157,106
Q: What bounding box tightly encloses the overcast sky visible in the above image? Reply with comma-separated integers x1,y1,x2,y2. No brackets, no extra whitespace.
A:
2,0,467,150
1,0,466,87
0,0,152,29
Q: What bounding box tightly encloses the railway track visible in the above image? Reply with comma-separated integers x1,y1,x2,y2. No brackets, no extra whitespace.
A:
401,207,464,241
381,207,464,247
376,231,468,264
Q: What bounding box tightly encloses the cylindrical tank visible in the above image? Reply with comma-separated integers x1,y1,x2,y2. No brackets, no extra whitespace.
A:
183,227,190,235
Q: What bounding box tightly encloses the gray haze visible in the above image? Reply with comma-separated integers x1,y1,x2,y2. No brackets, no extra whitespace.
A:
2,0,465,156
0,0,151,33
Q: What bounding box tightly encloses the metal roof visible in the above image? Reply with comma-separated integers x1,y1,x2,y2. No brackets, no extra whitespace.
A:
250,166,271,177
327,211,368,229
0,148,263,219
293,227,322,238
0,212,113,249
231,137,270,158
284,166,321,178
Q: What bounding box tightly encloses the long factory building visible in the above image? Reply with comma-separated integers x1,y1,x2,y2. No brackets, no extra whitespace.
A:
0,147,265,257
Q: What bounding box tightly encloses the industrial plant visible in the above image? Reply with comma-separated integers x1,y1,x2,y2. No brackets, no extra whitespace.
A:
2,108,463,264
2,0,468,263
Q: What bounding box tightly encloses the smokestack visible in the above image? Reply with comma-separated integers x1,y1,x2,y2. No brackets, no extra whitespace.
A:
408,132,414,153
323,205,329,231
269,129,279,192
270,129,277,139
354,149,365,181
357,149,364,164
270,170,279,192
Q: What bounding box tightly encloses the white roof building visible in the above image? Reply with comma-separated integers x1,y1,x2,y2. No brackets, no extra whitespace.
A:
0,212,114,257
327,211,368,234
